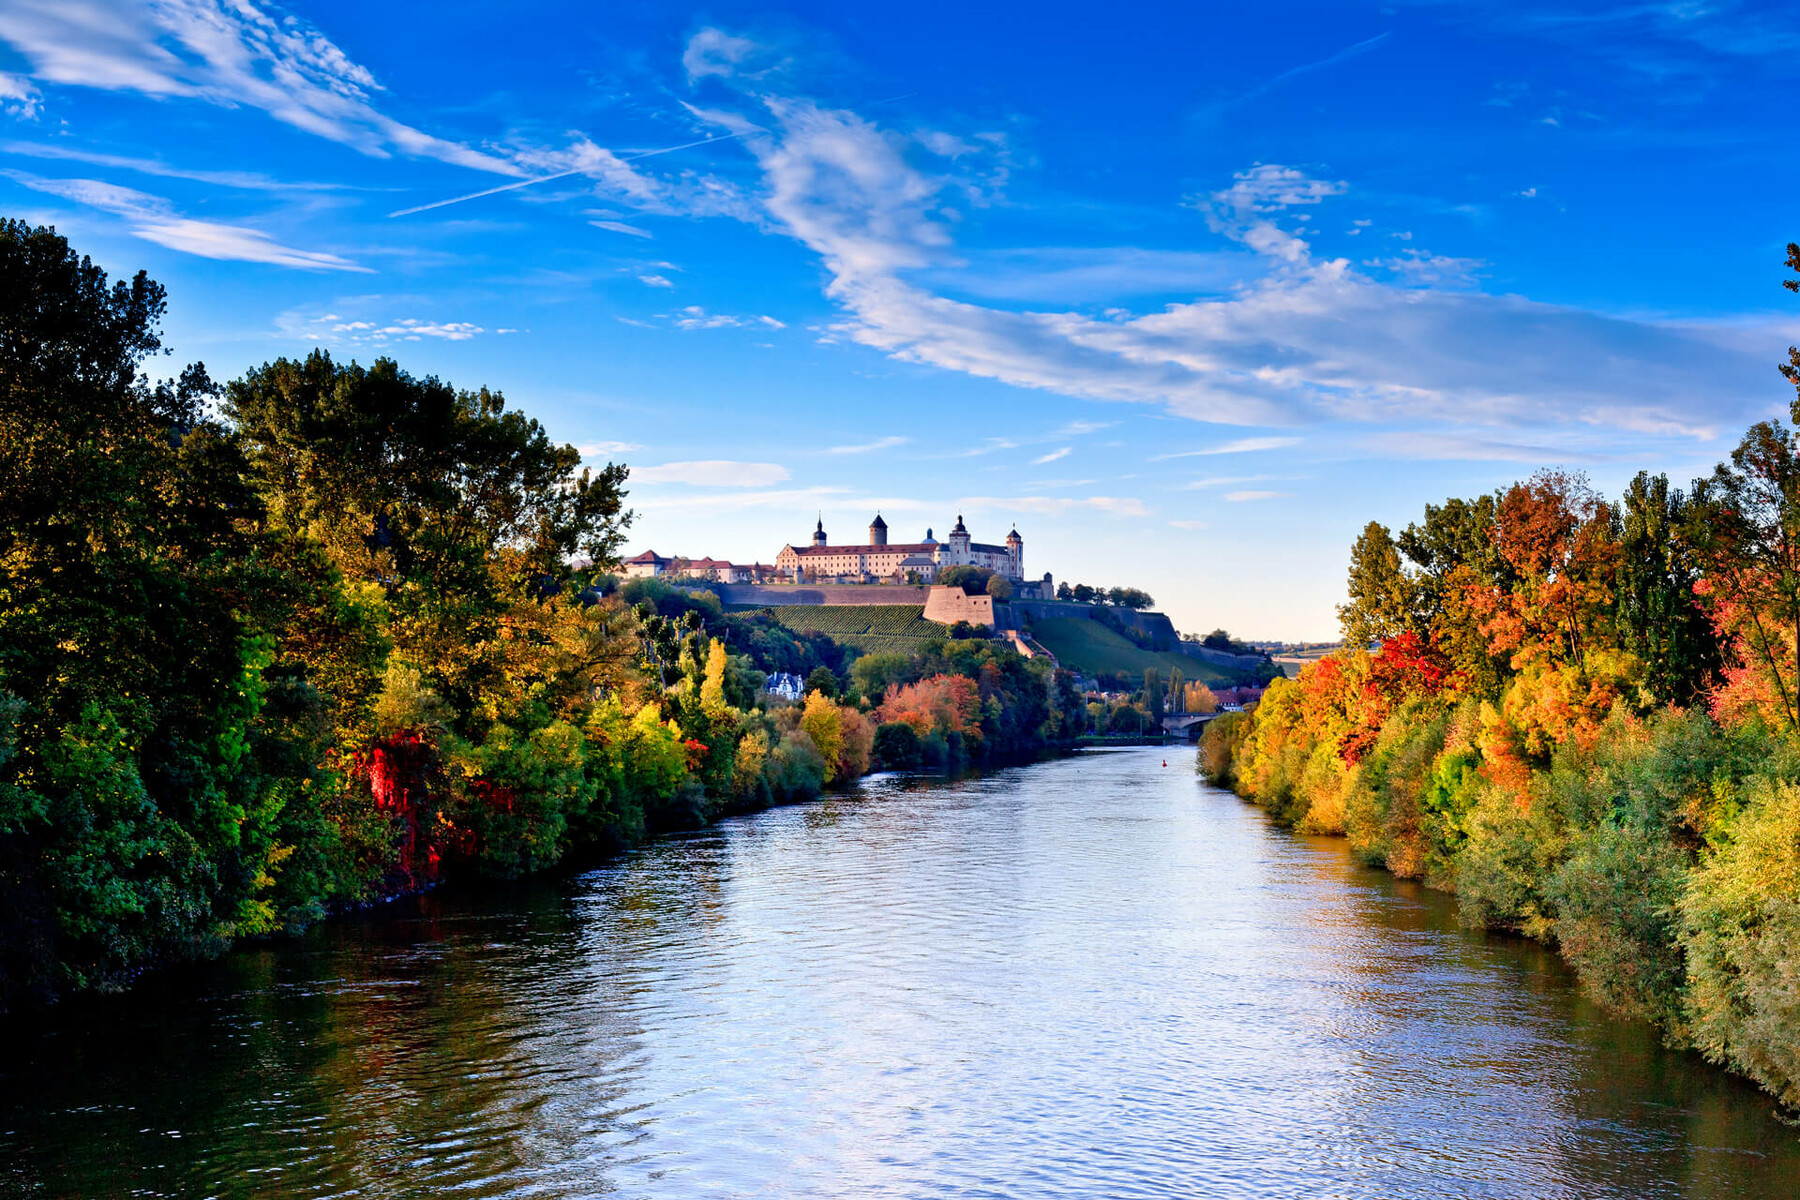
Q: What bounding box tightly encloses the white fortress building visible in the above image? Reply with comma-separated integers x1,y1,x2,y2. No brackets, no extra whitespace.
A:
776,514,1023,583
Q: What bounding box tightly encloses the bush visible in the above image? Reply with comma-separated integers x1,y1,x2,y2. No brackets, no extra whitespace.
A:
1680,779,1800,1108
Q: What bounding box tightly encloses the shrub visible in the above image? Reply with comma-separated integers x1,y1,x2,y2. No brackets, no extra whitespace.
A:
1680,778,1800,1108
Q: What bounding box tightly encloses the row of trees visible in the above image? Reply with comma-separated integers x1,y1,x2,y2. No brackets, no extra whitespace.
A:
1055,582,1155,609
1201,248,1800,1108
0,221,1088,1009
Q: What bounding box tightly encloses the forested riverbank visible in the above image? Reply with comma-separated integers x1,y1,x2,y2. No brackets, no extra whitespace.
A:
1200,245,1800,1111
0,220,1088,1010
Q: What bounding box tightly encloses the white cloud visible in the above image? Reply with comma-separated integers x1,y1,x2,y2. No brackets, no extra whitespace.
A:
1373,249,1486,288
669,305,783,330
704,92,1769,436
594,219,655,238
579,440,644,456
1169,519,1208,529
1032,447,1072,464
639,273,673,287
3,140,343,189
1153,437,1302,460
10,172,368,271
683,27,763,81
1223,490,1293,502
0,71,42,118
341,318,483,341
633,460,792,487
827,436,908,455
0,0,516,172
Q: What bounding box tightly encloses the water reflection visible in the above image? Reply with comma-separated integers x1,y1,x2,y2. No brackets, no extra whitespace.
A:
2,747,1796,1198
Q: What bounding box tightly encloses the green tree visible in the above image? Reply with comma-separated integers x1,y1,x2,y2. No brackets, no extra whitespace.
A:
1144,669,1164,724
0,220,297,1002
804,666,841,700
1615,472,1720,707
985,574,1013,601
1338,521,1416,648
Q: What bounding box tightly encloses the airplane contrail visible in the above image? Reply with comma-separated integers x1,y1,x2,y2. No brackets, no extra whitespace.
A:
387,130,752,218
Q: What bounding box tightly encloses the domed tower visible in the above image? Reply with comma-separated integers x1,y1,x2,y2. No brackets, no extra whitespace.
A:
869,512,888,547
1005,526,1023,578
947,514,972,564
811,514,827,547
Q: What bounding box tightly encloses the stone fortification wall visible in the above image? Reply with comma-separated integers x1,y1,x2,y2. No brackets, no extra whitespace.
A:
922,587,1003,628
704,583,930,607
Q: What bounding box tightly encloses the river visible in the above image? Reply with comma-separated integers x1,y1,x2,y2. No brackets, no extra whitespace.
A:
3,746,1797,1198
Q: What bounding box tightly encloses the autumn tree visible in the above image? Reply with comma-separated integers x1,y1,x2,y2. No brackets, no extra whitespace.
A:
1686,405,1800,732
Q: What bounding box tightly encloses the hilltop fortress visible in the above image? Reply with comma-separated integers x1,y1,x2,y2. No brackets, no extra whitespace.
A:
776,514,1024,584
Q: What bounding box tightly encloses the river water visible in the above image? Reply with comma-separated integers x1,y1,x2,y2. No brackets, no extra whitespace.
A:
3,746,1798,1198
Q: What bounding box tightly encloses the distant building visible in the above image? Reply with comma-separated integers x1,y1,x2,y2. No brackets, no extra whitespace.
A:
776,514,1027,583
765,672,805,701
621,550,761,583
622,550,672,579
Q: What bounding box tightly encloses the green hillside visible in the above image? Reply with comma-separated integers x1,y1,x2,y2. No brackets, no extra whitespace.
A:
757,605,943,655
1028,617,1240,685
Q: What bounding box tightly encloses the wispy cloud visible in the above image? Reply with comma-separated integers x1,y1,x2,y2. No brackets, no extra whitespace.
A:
3,141,347,190
1204,32,1390,114
595,219,654,238
958,495,1150,516
1032,447,1072,465
1169,519,1209,529
10,172,368,271
677,78,1772,439
639,273,673,287
0,0,516,172
669,305,784,330
633,460,792,487
1153,437,1303,460
1223,490,1293,502
579,440,643,457
1182,474,1297,490
827,435,908,455
1359,431,1609,463
326,318,487,341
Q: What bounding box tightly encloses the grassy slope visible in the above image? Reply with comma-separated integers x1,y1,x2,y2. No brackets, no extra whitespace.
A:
755,605,943,655
1028,617,1239,685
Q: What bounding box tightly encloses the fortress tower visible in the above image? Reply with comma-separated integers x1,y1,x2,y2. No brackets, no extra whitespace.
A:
870,513,888,546
811,515,827,547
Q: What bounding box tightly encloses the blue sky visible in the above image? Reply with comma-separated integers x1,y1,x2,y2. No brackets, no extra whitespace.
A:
3,1,1797,640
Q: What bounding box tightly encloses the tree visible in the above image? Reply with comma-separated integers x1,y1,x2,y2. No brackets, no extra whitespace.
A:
700,638,730,717
1145,668,1164,723
1168,666,1186,714
1687,402,1800,731
804,665,840,700
1338,521,1416,648
0,221,294,1001
1056,582,1074,601
801,690,845,782
985,574,1013,601
1072,584,1097,604
1615,472,1720,707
